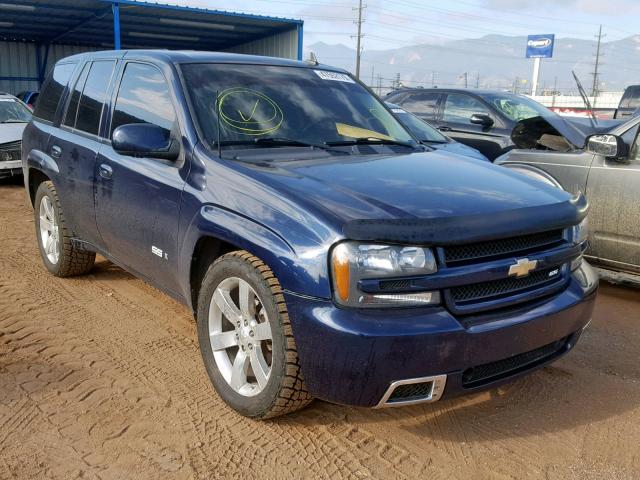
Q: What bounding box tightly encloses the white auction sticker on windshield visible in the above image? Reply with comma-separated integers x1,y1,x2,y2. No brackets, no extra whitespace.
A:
391,108,404,113
314,70,355,83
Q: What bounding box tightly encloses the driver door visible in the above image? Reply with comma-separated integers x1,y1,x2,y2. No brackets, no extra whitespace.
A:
94,61,187,294
440,93,507,159
585,121,640,273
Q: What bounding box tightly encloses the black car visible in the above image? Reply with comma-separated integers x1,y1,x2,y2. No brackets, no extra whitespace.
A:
385,88,559,160
613,85,640,120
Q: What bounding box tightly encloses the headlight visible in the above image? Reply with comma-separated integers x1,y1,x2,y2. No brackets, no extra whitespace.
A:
571,217,589,245
331,242,439,308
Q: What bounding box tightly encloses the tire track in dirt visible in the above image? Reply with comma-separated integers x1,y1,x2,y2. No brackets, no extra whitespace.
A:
2,183,640,479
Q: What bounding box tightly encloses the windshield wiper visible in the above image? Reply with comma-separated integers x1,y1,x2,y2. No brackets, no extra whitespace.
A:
326,137,416,148
1,119,28,124
219,137,348,154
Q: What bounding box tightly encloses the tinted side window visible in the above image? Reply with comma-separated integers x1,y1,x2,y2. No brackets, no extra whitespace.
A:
443,94,491,124
63,63,90,128
622,122,640,162
400,92,440,120
620,87,640,109
75,61,116,136
33,63,76,122
111,63,176,137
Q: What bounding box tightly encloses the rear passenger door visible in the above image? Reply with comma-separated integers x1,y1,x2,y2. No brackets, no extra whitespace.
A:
48,59,116,246
396,91,442,122
94,62,186,294
440,93,507,159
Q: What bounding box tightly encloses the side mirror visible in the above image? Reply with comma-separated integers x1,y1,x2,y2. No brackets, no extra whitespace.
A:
112,123,179,161
470,113,494,127
585,134,628,161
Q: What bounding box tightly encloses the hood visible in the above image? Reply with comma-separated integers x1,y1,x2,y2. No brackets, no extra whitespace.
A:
0,123,27,145
242,150,586,244
511,114,621,151
429,141,490,162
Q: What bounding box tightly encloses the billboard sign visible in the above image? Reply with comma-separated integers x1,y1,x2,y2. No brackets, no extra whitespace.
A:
526,34,555,58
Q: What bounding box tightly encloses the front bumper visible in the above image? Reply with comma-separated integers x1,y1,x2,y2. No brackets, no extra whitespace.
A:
0,160,22,177
285,261,598,408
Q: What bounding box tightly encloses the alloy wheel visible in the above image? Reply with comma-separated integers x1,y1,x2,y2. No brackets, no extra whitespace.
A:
39,195,59,265
208,277,273,397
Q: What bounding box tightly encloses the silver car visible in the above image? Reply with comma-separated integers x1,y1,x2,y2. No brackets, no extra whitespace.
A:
496,114,640,275
0,92,32,179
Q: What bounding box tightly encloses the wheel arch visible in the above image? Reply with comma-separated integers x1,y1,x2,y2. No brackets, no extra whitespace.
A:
182,204,321,313
499,162,564,189
25,150,59,207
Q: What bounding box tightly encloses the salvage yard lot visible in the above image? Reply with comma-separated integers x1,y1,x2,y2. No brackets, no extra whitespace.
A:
0,180,639,480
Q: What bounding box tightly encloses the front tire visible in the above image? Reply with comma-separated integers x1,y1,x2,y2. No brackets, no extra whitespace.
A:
196,250,312,419
34,181,95,277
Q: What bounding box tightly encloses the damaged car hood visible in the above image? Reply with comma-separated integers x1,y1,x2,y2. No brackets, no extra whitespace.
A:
0,123,27,145
511,114,621,151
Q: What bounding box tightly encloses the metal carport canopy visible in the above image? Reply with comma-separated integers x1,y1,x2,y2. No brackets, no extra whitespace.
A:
0,0,304,65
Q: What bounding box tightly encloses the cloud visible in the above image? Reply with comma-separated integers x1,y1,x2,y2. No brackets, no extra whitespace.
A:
482,0,640,15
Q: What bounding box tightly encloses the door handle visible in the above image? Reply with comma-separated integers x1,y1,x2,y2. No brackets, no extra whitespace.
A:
51,145,62,158
99,164,113,180
438,126,452,132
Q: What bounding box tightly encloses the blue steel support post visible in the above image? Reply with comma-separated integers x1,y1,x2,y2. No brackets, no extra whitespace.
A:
112,2,121,50
297,23,303,61
35,44,42,86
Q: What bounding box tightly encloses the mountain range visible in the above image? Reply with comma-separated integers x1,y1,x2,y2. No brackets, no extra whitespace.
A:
304,34,640,94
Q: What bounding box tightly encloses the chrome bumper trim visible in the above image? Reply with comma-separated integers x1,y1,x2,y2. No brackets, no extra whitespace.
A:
374,374,447,408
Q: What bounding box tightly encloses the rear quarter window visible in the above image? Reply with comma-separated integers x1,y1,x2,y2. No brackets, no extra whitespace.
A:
33,62,76,122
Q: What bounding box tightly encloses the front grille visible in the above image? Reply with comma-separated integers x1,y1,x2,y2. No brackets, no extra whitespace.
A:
387,381,434,403
462,338,567,388
0,140,21,162
451,267,562,304
443,229,564,266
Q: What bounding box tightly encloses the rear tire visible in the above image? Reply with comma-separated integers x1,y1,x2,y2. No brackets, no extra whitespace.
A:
196,250,313,419
34,181,95,277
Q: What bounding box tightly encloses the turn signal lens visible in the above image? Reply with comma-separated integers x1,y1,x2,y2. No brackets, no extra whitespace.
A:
332,243,351,302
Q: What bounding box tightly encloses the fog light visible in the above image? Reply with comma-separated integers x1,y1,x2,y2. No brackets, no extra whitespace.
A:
358,291,440,306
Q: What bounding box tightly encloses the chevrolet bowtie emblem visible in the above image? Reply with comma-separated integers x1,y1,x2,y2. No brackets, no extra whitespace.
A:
508,258,538,278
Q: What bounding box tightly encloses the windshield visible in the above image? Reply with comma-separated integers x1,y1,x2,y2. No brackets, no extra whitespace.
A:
181,64,415,150
0,98,32,123
481,93,551,122
389,107,447,143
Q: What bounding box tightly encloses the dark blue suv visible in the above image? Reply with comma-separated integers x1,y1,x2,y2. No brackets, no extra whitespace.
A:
22,50,597,419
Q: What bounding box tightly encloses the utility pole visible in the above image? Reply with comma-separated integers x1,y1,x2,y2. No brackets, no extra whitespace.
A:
431,71,435,87
353,0,365,79
370,65,374,90
377,73,382,96
475,72,480,88
591,25,605,102
463,72,468,88
394,72,401,90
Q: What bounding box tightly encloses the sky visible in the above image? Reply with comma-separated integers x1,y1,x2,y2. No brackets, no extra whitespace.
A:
158,0,640,52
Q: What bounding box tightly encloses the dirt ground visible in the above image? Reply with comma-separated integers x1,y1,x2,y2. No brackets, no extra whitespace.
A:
1,180,639,480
